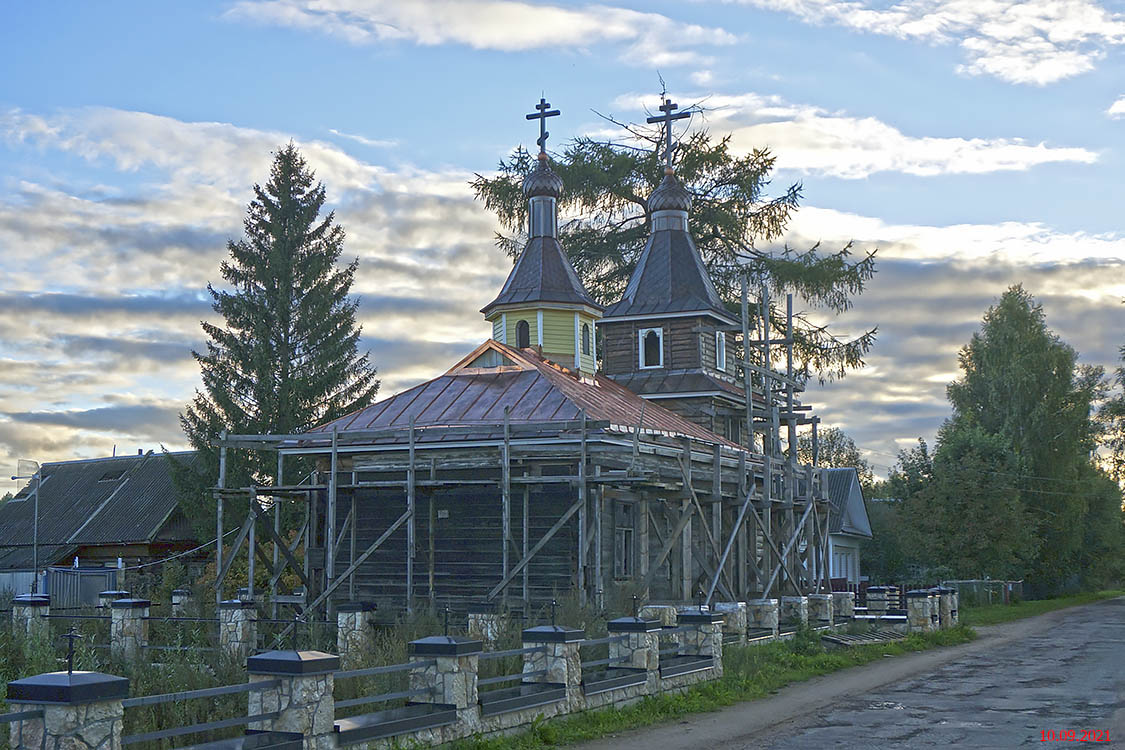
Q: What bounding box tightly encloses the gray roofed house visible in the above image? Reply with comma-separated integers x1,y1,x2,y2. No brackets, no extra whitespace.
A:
0,451,200,592
822,467,873,587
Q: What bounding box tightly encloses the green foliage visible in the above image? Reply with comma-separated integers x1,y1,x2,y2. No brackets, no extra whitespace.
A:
177,143,380,540
959,589,1123,627
1099,345,1125,482
795,426,874,491
471,121,877,381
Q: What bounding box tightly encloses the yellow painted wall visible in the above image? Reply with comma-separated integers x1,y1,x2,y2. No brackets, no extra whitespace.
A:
502,310,538,347
540,309,574,357
489,307,599,374
577,314,596,373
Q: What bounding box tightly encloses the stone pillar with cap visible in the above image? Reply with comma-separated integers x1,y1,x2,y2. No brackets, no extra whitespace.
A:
948,586,960,625
11,594,50,640
219,599,258,661
866,586,888,617
247,649,339,748
409,633,483,736
606,615,661,694
746,598,779,637
6,667,129,750
808,594,833,628
676,609,725,677
522,624,585,712
713,602,747,644
98,590,129,610
831,591,855,621
170,588,193,616
905,590,933,632
336,601,376,666
110,599,149,660
927,588,941,630
780,596,808,628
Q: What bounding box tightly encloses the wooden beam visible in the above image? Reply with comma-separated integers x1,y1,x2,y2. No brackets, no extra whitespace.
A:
250,496,312,594
487,496,584,600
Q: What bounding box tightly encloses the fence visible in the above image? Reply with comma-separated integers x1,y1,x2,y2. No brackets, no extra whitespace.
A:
941,580,1023,607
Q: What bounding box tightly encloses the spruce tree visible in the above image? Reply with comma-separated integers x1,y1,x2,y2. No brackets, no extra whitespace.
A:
176,143,380,537
472,122,877,379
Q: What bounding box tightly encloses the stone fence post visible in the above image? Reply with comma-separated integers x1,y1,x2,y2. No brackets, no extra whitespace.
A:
638,604,678,627
676,610,725,678
409,634,483,735
866,586,888,616
247,649,339,746
927,589,941,630
947,587,960,625
780,596,808,628
170,588,193,616
713,602,747,644
746,598,779,637
606,616,660,693
6,668,128,750
11,594,50,640
110,599,149,660
336,601,376,667
522,625,585,711
219,599,258,661
831,591,855,621
808,594,833,627
905,590,933,632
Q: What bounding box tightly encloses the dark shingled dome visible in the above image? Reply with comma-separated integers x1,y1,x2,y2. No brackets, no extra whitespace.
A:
522,161,564,199
648,172,692,212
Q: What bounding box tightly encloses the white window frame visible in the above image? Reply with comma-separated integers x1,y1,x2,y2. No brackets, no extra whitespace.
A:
715,330,726,372
638,327,663,369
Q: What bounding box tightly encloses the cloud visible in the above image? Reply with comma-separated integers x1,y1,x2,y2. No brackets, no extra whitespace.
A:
610,92,1097,178
225,0,737,67
5,402,184,436
1108,96,1125,118
728,0,1125,85
328,129,399,148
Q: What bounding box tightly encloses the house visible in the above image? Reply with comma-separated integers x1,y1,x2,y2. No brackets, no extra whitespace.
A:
823,467,873,589
0,450,200,598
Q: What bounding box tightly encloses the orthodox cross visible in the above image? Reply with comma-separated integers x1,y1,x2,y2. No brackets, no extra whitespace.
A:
59,626,83,675
646,98,691,169
525,97,560,155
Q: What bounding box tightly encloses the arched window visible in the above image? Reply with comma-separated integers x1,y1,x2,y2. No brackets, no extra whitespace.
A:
715,330,727,372
516,320,530,348
640,328,663,368
581,323,591,356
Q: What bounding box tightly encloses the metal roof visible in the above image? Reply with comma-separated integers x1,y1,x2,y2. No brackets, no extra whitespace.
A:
0,451,199,563
603,227,735,324
307,340,744,451
823,467,873,538
608,371,746,402
480,237,602,316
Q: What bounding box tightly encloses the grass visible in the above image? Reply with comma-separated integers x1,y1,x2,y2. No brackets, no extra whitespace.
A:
959,589,1123,627
448,624,977,750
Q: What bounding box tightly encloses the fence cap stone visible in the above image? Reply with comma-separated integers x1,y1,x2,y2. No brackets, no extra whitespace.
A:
336,601,377,613
409,635,484,656
905,590,931,598
218,599,257,610
247,649,340,675
747,598,778,606
676,610,726,625
606,616,661,633
99,590,130,599
7,671,129,705
13,594,50,607
171,588,192,596
110,598,151,609
521,625,585,643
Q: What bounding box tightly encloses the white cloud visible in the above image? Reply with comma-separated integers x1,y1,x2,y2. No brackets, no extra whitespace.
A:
610,92,1097,178
328,128,399,148
225,0,736,67
1108,96,1125,118
729,0,1125,85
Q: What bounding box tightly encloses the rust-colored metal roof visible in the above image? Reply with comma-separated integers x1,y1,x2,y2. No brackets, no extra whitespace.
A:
308,340,744,451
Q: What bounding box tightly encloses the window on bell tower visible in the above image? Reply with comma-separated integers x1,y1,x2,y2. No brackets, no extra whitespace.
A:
639,327,663,369
516,320,530,348
581,323,591,356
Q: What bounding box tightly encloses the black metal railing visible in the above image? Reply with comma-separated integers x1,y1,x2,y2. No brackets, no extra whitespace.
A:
121,679,281,747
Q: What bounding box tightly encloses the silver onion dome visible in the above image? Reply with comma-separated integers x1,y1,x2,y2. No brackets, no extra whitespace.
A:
522,155,564,199
648,170,692,213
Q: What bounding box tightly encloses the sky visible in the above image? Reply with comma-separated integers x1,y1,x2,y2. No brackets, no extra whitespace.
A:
1,0,1123,493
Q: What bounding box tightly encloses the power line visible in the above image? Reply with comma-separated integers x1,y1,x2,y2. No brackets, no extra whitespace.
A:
120,527,239,571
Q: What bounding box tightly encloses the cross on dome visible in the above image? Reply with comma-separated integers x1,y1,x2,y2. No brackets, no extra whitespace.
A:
646,98,691,171
525,97,560,156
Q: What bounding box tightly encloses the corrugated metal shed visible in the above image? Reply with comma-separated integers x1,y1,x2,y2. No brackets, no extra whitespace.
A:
603,229,736,324
0,451,199,568
307,340,744,451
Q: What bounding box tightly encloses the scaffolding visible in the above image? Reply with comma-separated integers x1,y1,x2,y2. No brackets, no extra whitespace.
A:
211,274,831,619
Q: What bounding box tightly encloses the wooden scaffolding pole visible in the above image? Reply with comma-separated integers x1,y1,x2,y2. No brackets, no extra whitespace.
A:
406,416,416,612
502,407,511,606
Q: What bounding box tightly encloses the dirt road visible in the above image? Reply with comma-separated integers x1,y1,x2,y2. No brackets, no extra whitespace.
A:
576,596,1124,749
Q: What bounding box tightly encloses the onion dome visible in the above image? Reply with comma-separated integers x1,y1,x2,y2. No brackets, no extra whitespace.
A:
648,168,692,213
522,153,564,199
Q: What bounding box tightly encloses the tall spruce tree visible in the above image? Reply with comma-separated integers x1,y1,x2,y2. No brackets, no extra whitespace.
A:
176,144,380,538
472,120,877,379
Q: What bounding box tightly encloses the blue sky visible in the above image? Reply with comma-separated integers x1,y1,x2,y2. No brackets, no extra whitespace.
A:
2,0,1124,490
